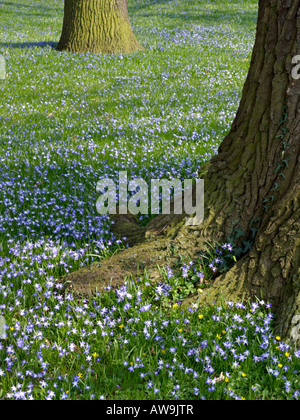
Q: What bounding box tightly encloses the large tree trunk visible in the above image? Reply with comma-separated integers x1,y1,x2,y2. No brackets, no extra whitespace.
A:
62,0,300,344
57,0,143,54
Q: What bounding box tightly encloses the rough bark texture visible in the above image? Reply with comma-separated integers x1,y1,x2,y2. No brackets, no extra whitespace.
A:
57,0,143,54
61,0,300,345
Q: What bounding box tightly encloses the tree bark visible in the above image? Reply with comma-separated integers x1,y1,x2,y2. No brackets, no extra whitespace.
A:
61,0,300,344
57,0,143,54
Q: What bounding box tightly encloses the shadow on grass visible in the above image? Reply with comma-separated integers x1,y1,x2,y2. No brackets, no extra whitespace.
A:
134,9,257,27
0,41,58,49
129,0,257,29
0,0,63,17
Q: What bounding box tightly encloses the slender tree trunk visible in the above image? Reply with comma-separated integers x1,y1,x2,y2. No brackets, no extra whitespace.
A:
57,0,143,54
62,0,300,344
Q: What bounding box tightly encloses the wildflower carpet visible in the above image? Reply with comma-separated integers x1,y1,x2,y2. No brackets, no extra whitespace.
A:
0,0,299,400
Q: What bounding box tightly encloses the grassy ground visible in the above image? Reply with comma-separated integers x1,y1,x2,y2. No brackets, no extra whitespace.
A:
0,0,299,400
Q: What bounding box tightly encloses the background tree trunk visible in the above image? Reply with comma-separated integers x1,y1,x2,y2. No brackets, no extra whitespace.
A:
57,0,143,54
61,0,300,344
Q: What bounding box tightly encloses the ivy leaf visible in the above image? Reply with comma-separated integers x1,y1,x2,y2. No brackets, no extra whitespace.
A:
242,240,253,253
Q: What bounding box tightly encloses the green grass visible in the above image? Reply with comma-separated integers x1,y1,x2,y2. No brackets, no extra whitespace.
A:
0,0,256,179
0,0,299,401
